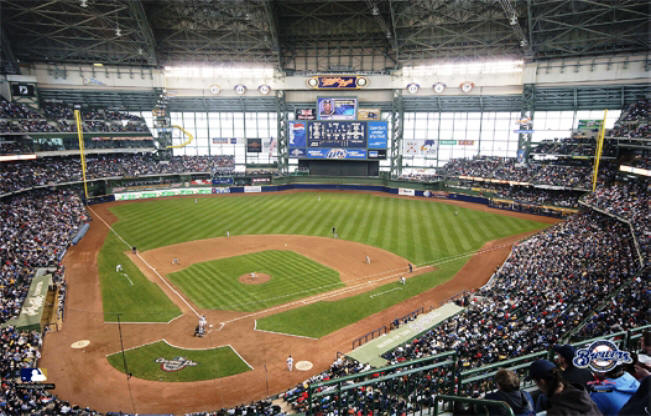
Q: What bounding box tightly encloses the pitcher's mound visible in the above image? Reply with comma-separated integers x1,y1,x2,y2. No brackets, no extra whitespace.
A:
238,273,271,285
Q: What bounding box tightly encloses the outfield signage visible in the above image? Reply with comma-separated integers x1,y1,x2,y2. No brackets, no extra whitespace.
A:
114,187,212,201
304,148,367,159
244,186,262,193
398,188,416,196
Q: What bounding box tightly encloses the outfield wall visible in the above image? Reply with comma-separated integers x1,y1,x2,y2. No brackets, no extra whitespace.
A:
111,183,570,218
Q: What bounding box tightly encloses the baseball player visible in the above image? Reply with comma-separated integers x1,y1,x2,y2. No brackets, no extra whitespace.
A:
115,264,123,273
226,231,230,239
286,354,293,372
366,255,371,265
400,276,406,285
408,263,413,273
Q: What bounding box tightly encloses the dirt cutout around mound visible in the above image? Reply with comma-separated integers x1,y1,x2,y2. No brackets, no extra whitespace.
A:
238,273,271,285
39,191,559,415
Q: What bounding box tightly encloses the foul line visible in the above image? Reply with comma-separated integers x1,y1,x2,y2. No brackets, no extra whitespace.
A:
369,287,402,298
88,206,202,320
253,320,318,340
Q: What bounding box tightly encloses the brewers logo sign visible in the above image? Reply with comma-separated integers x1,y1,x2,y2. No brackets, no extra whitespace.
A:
307,75,368,90
155,356,198,372
572,340,632,372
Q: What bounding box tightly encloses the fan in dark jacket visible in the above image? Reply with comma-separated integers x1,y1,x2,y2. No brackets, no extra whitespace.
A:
529,359,603,416
553,344,594,388
483,368,535,416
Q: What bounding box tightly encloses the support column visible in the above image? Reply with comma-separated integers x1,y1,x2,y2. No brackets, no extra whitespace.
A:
390,90,404,177
518,83,535,161
276,91,289,174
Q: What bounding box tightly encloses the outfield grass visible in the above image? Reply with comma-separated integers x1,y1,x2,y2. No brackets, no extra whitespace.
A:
101,192,549,323
106,340,250,382
110,193,547,265
167,250,343,312
256,258,467,338
98,233,181,322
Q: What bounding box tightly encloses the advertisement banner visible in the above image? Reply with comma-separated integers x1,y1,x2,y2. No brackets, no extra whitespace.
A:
212,177,234,185
114,187,212,201
212,138,238,145
439,140,456,145
304,148,367,160
244,186,262,193
295,109,316,120
289,121,306,148
289,148,306,158
247,138,262,152
191,179,212,185
457,140,474,146
308,121,366,148
251,177,271,184
398,188,416,196
358,108,381,120
404,140,436,156
404,140,419,156
212,187,231,194
367,121,388,149
367,149,386,159
311,76,363,90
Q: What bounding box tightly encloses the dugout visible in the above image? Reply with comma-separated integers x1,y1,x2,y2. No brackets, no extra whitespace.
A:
298,160,379,177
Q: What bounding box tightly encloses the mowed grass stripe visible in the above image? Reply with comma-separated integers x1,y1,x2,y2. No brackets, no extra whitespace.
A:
167,250,343,312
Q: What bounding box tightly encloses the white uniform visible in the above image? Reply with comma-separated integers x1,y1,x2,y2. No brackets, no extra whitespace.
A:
286,355,293,371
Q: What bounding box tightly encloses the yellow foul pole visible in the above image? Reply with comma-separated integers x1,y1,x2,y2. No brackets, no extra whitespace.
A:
74,109,89,201
591,109,608,192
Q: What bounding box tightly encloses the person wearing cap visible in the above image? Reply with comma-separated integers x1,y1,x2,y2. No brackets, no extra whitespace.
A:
589,365,640,416
483,368,535,416
529,359,602,416
553,344,594,388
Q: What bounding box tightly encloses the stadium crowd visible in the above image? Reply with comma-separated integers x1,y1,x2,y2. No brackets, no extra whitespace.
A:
582,179,649,263
609,99,649,139
1,101,150,134
443,156,614,189
0,154,235,194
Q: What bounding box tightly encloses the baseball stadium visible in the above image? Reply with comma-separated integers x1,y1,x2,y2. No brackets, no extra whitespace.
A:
0,1,648,415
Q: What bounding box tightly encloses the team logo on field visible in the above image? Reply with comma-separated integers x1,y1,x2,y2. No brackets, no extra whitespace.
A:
573,340,632,373
155,356,198,372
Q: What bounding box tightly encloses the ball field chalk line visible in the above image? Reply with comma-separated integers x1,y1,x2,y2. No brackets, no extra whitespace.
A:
369,287,403,298
121,272,134,286
87,205,202,319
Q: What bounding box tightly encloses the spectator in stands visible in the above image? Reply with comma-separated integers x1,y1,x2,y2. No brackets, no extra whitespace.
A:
589,365,640,416
616,375,649,416
483,368,535,416
552,344,594,388
529,359,602,416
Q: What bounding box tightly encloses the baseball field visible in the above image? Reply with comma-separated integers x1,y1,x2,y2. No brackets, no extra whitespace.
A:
42,191,556,414
99,192,547,327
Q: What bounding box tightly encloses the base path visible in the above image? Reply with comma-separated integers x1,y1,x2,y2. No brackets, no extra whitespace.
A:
40,192,559,415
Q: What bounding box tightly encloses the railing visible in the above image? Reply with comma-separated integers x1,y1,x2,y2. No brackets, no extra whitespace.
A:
389,307,425,330
352,325,388,349
433,394,515,416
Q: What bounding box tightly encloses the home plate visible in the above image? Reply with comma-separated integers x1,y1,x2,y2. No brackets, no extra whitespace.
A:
296,361,313,371
71,340,90,349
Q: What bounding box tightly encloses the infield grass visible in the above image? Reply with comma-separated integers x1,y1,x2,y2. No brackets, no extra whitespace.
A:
168,250,343,312
106,340,250,382
256,258,466,338
100,192,549,323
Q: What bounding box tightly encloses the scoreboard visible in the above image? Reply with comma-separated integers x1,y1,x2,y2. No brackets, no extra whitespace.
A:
289,120,387,160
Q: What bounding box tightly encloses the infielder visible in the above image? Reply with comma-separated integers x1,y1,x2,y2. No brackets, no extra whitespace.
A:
115,264,123,273
286,354,293,372
400,276,406,285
